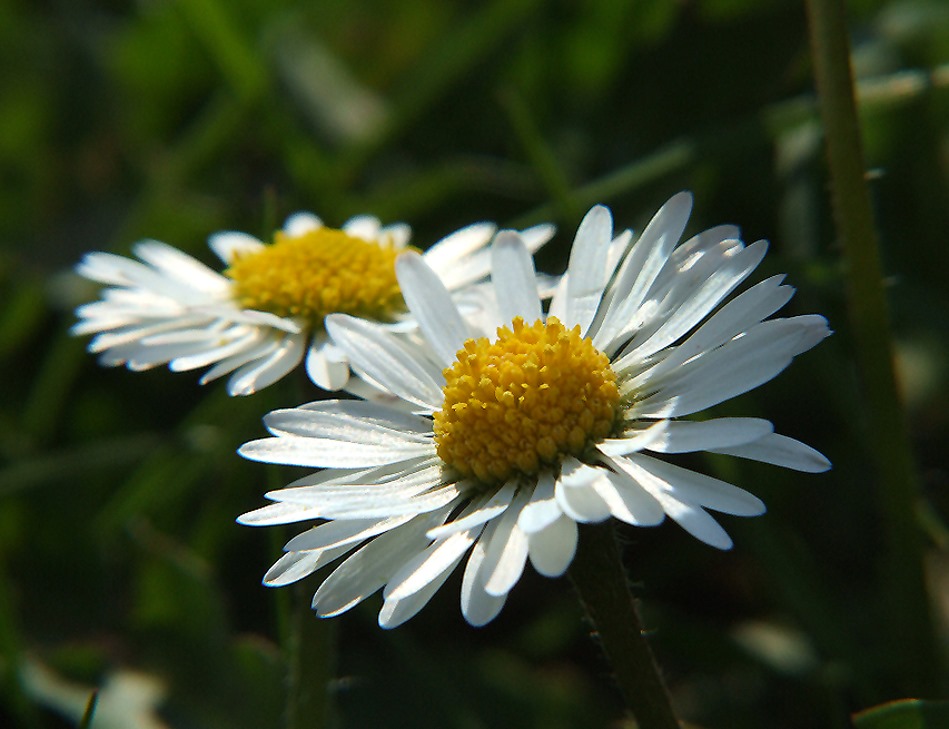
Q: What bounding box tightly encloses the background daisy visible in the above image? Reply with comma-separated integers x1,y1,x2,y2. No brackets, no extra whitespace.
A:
73,214,554,395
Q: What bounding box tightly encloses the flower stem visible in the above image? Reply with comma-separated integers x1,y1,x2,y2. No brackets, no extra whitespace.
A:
805,0,939,694
569,522,680,729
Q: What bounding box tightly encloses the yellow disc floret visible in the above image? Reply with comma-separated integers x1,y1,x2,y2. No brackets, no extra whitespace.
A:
434,316,620,484
226,227,406,327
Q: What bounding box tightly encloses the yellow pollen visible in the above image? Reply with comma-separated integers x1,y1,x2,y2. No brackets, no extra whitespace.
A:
434,316,620,484
225,227,407,327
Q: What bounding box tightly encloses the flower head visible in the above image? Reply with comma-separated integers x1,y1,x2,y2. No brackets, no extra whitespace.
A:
72,213,554,395
239,193,831,627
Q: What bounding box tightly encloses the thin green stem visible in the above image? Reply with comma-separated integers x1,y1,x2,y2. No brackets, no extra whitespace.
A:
805,0,939,695
569,522,680,729
283,584,337,729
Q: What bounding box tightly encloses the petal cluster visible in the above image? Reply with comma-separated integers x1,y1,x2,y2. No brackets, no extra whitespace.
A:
239,193,831,627
73,214,554,395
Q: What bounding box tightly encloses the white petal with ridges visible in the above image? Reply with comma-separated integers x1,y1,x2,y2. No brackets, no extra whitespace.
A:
627,240,769,362
479,486,532,596
326,314,444,411
313,514,438,618
623,453,765,516
227,333,306,395
237,501,325,526
284,516,415,552
239,433,434,469
383,529,480,602
712,432,831,472
426,482,516,539
645,417,774,454
590,461,665,526
491,232,542,324
262,405,431,444
461,536,508,626
632,316,831,418
559,206,613,335
593,192,692,349
396,252,469,367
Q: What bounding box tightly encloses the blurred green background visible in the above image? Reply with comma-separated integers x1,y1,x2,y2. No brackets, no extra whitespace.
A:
1,0,948,727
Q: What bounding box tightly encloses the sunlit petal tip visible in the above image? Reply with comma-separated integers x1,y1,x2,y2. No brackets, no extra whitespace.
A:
283,212,323,237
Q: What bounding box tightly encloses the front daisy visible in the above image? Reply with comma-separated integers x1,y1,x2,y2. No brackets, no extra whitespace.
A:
72,214,554,395
239,193,831,627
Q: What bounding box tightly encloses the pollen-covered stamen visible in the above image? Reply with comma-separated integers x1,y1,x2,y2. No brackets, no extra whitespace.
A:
434,316,621,484
225,227,406,328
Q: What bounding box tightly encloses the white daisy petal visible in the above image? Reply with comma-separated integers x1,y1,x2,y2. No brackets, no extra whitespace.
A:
262,404,431,444
555,458,613,523
207,231,266,264
237,501,325,526
422,222,497,274
626,274,794,380
283,212,323,237
527,515,578,577
589,462,666,526
593,192,692,349
517,472,562,534
595,420,671,457
479,486,533,596
646,417,774,454
379,561,457,629
490,232,542,324
264,549,344,587
169,330,265,372
712,432,831,473
293,399,433,435
199,338,280,384
239,433,434,469
461,536,508,626
306,332,351,390
284,516,415,552
380,223,412,248
311,483,463,521
560,205,613,335
648,490,735,550
395,252,470,366
426,482,517,539
383,528,481,603
326,314,444,411
267,462,444,506
632,316,831,418
342,215,382,241
279,481,454,522
313,513,440,618
227,332,306,395
625,240,769,362
622,453,766,517
518,223,557,253
132,240,231,293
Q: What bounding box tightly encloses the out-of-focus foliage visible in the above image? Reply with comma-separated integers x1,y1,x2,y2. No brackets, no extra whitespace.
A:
0,0,947,727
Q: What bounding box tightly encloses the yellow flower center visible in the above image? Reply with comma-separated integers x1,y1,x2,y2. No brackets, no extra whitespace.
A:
225,227,406,327
434,317,620,484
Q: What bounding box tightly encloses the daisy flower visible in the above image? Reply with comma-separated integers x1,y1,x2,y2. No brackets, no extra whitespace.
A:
238,193,831,628
72,213,554,395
